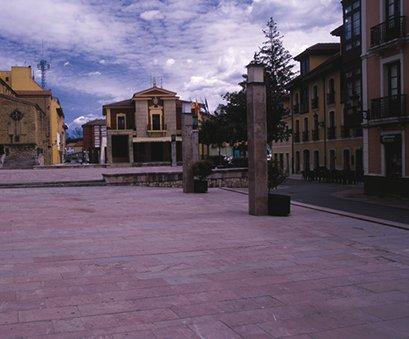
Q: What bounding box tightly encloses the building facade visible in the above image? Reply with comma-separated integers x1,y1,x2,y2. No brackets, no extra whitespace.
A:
273,42,364,176
82,119,107,164
0,66,66,166
0,78,47,168
362,0,409,196
103,86,204,165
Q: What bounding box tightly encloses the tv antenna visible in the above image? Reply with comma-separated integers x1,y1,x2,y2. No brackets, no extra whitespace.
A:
37,41,50,89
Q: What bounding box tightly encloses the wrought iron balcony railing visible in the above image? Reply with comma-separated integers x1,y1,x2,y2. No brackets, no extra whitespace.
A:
371,16,406,47
311,97,319,109
302,131,309,142
327,127,336,140
147,123,167,131
370,94,407,120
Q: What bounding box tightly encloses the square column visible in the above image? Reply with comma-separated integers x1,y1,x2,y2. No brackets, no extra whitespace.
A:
246,64,268,215
171,135,177,167
182,103,199,193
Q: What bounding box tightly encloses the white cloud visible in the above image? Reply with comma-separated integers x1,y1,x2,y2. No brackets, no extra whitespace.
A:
140,10,165,21
165,58,175,66
70,114,101,128
87,71,102,76
0,0,342,118
64,61,70,66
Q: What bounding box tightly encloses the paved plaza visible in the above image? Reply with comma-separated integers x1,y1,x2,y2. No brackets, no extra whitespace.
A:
1,186,409,338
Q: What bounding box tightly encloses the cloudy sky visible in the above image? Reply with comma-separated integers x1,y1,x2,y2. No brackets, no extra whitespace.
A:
0,0,341,130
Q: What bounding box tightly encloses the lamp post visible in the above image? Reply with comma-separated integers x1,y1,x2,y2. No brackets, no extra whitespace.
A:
246,63,268,215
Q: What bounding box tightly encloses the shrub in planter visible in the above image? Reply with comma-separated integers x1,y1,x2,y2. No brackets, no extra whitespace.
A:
268,160,291,216
192,160,213,193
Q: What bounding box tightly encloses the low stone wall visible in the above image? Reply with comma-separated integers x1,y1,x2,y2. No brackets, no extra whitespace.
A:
102,168,248,188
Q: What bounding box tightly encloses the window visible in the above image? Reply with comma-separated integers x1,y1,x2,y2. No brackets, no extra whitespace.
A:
385,0,400,19
329,79,335,93
387,62,401,96
313,114,319,130
343,149,351,170
330,150,336,170
353,12,360,36
304,118,308,133
314,151,320,170
117,115,126,130
295,151,300,173
383,134,402,178
329,111,335,128
152,114,161,130
300,58,310,75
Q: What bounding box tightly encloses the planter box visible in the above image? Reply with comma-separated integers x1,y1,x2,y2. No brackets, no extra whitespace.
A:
268,193,290,216
194,179,208,193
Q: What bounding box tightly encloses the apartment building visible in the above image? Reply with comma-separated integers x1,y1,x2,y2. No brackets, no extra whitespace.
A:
361,0,409,196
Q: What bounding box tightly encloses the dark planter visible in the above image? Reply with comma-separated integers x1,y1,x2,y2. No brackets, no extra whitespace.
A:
194,179,208,193
268,193,291,216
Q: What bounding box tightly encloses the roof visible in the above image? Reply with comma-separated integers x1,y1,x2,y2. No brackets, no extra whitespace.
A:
132,86,177,98
15,90,52,97
82,118,106,127
331,25,343,37
103,99,133,108
288,52,342,88
294,43,340,61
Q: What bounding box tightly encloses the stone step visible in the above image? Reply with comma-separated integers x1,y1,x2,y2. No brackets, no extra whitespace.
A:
0,180,106,189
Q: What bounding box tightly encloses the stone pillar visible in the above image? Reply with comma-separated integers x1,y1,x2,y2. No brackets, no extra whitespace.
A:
182,105,199,193
128,134,134,164
171,135,177,167
106,132,113,164
246,64,268,215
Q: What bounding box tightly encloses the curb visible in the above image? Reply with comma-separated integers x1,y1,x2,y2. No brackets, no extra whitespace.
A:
220,187,409,231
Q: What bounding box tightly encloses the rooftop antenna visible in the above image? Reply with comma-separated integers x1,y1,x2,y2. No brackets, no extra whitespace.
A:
37,41,50,89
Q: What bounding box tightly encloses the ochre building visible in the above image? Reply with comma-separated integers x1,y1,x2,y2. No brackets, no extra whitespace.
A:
0,66,66,166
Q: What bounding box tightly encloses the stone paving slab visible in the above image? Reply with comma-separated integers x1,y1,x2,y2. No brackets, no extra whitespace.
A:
0,186,409,338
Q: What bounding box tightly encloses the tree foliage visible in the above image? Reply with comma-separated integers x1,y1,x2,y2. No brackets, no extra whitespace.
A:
199,17,294,147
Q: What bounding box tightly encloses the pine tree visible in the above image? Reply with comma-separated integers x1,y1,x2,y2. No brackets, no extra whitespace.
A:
255,17,295,142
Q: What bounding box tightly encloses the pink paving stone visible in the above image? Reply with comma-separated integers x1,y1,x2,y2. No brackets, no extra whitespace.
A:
1,185,409,337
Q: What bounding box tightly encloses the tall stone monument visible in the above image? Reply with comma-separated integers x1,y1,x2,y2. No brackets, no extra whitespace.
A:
182,102,199,193
246,63,268,215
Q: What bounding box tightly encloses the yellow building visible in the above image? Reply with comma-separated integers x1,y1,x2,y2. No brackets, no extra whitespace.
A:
273,43,363,175
0,66,66,165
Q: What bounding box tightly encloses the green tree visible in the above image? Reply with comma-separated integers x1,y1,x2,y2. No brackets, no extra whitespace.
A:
204,17,294,148
199,113,226,156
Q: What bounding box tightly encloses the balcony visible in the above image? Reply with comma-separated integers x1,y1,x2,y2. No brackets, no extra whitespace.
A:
302,131,309,142
293,104,300,114
311,97,319,110
147,123,167,136
312,129,320,141
370,95,407,121
327,92,335,104
371,16,406,48
294,132,300,143
327,127,336,140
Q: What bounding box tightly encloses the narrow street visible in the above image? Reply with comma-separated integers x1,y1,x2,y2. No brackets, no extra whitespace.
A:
275,179,409,225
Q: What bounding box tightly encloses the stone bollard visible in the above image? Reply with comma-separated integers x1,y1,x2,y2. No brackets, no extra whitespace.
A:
246,63,268,215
